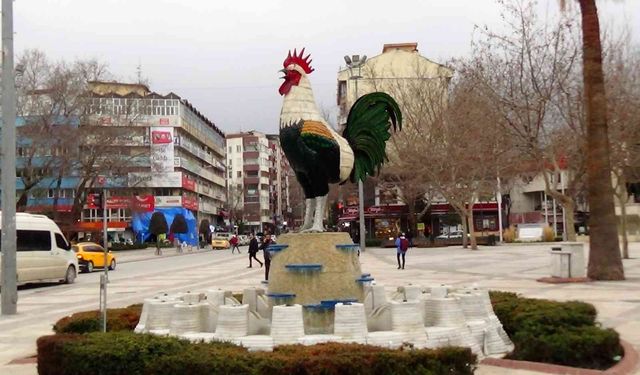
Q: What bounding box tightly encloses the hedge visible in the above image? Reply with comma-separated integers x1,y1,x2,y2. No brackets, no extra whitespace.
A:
37,332,477,375
489,291,622,370
53,304,142,334
108,243,148,251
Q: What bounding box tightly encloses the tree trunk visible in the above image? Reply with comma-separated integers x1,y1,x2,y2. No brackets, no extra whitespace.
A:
619,197,628,259
564,200,577,242
466,208,478,250
461,213,469,249
579,0,624,280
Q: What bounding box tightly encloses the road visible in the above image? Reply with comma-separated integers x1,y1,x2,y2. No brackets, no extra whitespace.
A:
0,245,264,372
1,242,639,375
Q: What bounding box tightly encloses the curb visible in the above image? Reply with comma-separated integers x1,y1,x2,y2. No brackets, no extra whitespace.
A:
480,339,638,375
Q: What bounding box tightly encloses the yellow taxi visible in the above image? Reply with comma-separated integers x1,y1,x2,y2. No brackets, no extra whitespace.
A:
72,242,116,273
211,232,231,250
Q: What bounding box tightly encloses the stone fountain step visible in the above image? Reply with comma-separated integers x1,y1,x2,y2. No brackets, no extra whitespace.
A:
335,244,360,251
284,263,323,272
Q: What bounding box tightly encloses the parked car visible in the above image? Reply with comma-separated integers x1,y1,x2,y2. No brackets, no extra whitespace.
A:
238,235,249,246
72,242,116,273
0,212,78,286
211,232,231,249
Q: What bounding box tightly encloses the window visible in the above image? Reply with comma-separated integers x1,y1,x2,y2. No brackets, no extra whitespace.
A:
16,230,52,251
48,189,55,198
236,145,242,152
228,172,232,178
237,171,242,178
228,146,232,153
55,233,71,250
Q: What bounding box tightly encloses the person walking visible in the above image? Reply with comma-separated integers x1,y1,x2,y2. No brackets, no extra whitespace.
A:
230,234,241,254
247,233,263,268
395,233,409,269
260,234,274,280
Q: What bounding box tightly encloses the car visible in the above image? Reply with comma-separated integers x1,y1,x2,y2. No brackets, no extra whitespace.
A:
211,232,231,249
0,212,78,286
72,242,116,273
238,235,249,246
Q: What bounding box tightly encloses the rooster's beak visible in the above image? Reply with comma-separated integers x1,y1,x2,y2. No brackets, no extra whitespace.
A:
279,69,287,80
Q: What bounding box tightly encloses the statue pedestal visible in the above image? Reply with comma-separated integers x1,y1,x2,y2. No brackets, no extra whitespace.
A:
268,232,363,305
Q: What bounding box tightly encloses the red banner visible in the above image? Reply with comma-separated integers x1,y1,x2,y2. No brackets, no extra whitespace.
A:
151,130,172,144
132,195,155,212
106,196,131,209
182,194,198,211
182,174,197,191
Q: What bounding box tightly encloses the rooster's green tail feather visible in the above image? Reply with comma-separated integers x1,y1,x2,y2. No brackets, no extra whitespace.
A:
343,92,402,182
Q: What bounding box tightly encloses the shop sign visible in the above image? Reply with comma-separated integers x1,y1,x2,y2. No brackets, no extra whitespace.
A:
132,195,155,212
150,127,174,173
182,194,198,210
128,172,182,188
106,196,131,209
182,174,197,191
155,195,183,207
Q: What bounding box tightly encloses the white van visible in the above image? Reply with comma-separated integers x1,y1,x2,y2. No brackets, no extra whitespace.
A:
0,212,78,285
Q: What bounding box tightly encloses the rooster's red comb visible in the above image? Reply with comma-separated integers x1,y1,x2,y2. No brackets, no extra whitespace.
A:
283,48,314,74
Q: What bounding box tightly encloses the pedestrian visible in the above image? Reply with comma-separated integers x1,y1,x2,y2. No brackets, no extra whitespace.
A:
230,234,241,254
395,233,409,269
247,233,263,268
260,234,274,280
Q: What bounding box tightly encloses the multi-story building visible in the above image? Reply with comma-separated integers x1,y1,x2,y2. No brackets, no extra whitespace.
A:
226,131,291,233
15,81,227,243
335,43,458,239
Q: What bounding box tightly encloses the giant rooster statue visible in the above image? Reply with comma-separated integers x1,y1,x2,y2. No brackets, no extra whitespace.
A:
279,48,402,232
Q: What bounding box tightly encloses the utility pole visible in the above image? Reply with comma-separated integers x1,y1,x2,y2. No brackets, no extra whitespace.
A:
344,54,367,252
1,0,18,315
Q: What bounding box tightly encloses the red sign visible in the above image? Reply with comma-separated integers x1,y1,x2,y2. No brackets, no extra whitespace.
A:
100,117,112,125
343,206,359,216
151,130,172,144
132,195,155,212
182,174,197,191
159,118,170,125
106,196,131,209
97,175,106,185
182,194,198,211
86,193,101,209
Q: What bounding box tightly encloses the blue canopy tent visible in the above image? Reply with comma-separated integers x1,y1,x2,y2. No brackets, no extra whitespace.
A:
132,207,198,246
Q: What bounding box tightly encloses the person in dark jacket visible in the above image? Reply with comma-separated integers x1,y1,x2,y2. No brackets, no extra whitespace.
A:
247,233,263,268
259,234,274,280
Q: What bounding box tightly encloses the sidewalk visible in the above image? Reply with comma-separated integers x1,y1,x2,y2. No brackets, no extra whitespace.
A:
2,242,639,374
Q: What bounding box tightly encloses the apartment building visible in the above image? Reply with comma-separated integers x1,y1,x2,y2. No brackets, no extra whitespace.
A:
226,131,291,234
16,81,226,242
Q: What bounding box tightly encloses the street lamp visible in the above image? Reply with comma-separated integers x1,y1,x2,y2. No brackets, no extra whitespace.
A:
344,54,367,253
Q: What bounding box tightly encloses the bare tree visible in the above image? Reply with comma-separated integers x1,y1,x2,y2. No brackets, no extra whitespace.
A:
466,0,583,242
605,35,640,259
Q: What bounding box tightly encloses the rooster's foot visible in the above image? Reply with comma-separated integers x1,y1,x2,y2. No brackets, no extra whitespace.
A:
300,226,325,233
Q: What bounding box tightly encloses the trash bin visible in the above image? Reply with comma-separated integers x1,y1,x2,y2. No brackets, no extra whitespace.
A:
549,243,586,278
487,234,496,246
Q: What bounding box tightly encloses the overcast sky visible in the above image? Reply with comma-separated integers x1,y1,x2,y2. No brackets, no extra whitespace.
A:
13,0,640,134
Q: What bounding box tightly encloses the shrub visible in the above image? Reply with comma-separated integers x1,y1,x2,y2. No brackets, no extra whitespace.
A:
366,238,382,247
542,225,555,242
502,226,516,243
108,242,147,251
489,291,621,370
38,332,476,375
53,304,142,334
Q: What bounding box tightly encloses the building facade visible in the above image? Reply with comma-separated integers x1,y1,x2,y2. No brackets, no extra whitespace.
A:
226,131,291,234
335,43,459,240
16,81,227,243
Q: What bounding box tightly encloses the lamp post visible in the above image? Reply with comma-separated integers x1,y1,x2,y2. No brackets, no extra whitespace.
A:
344,54,367,252
1,0,18,315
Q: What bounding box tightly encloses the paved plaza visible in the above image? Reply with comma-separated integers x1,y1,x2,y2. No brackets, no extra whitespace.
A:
1,241,639,374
